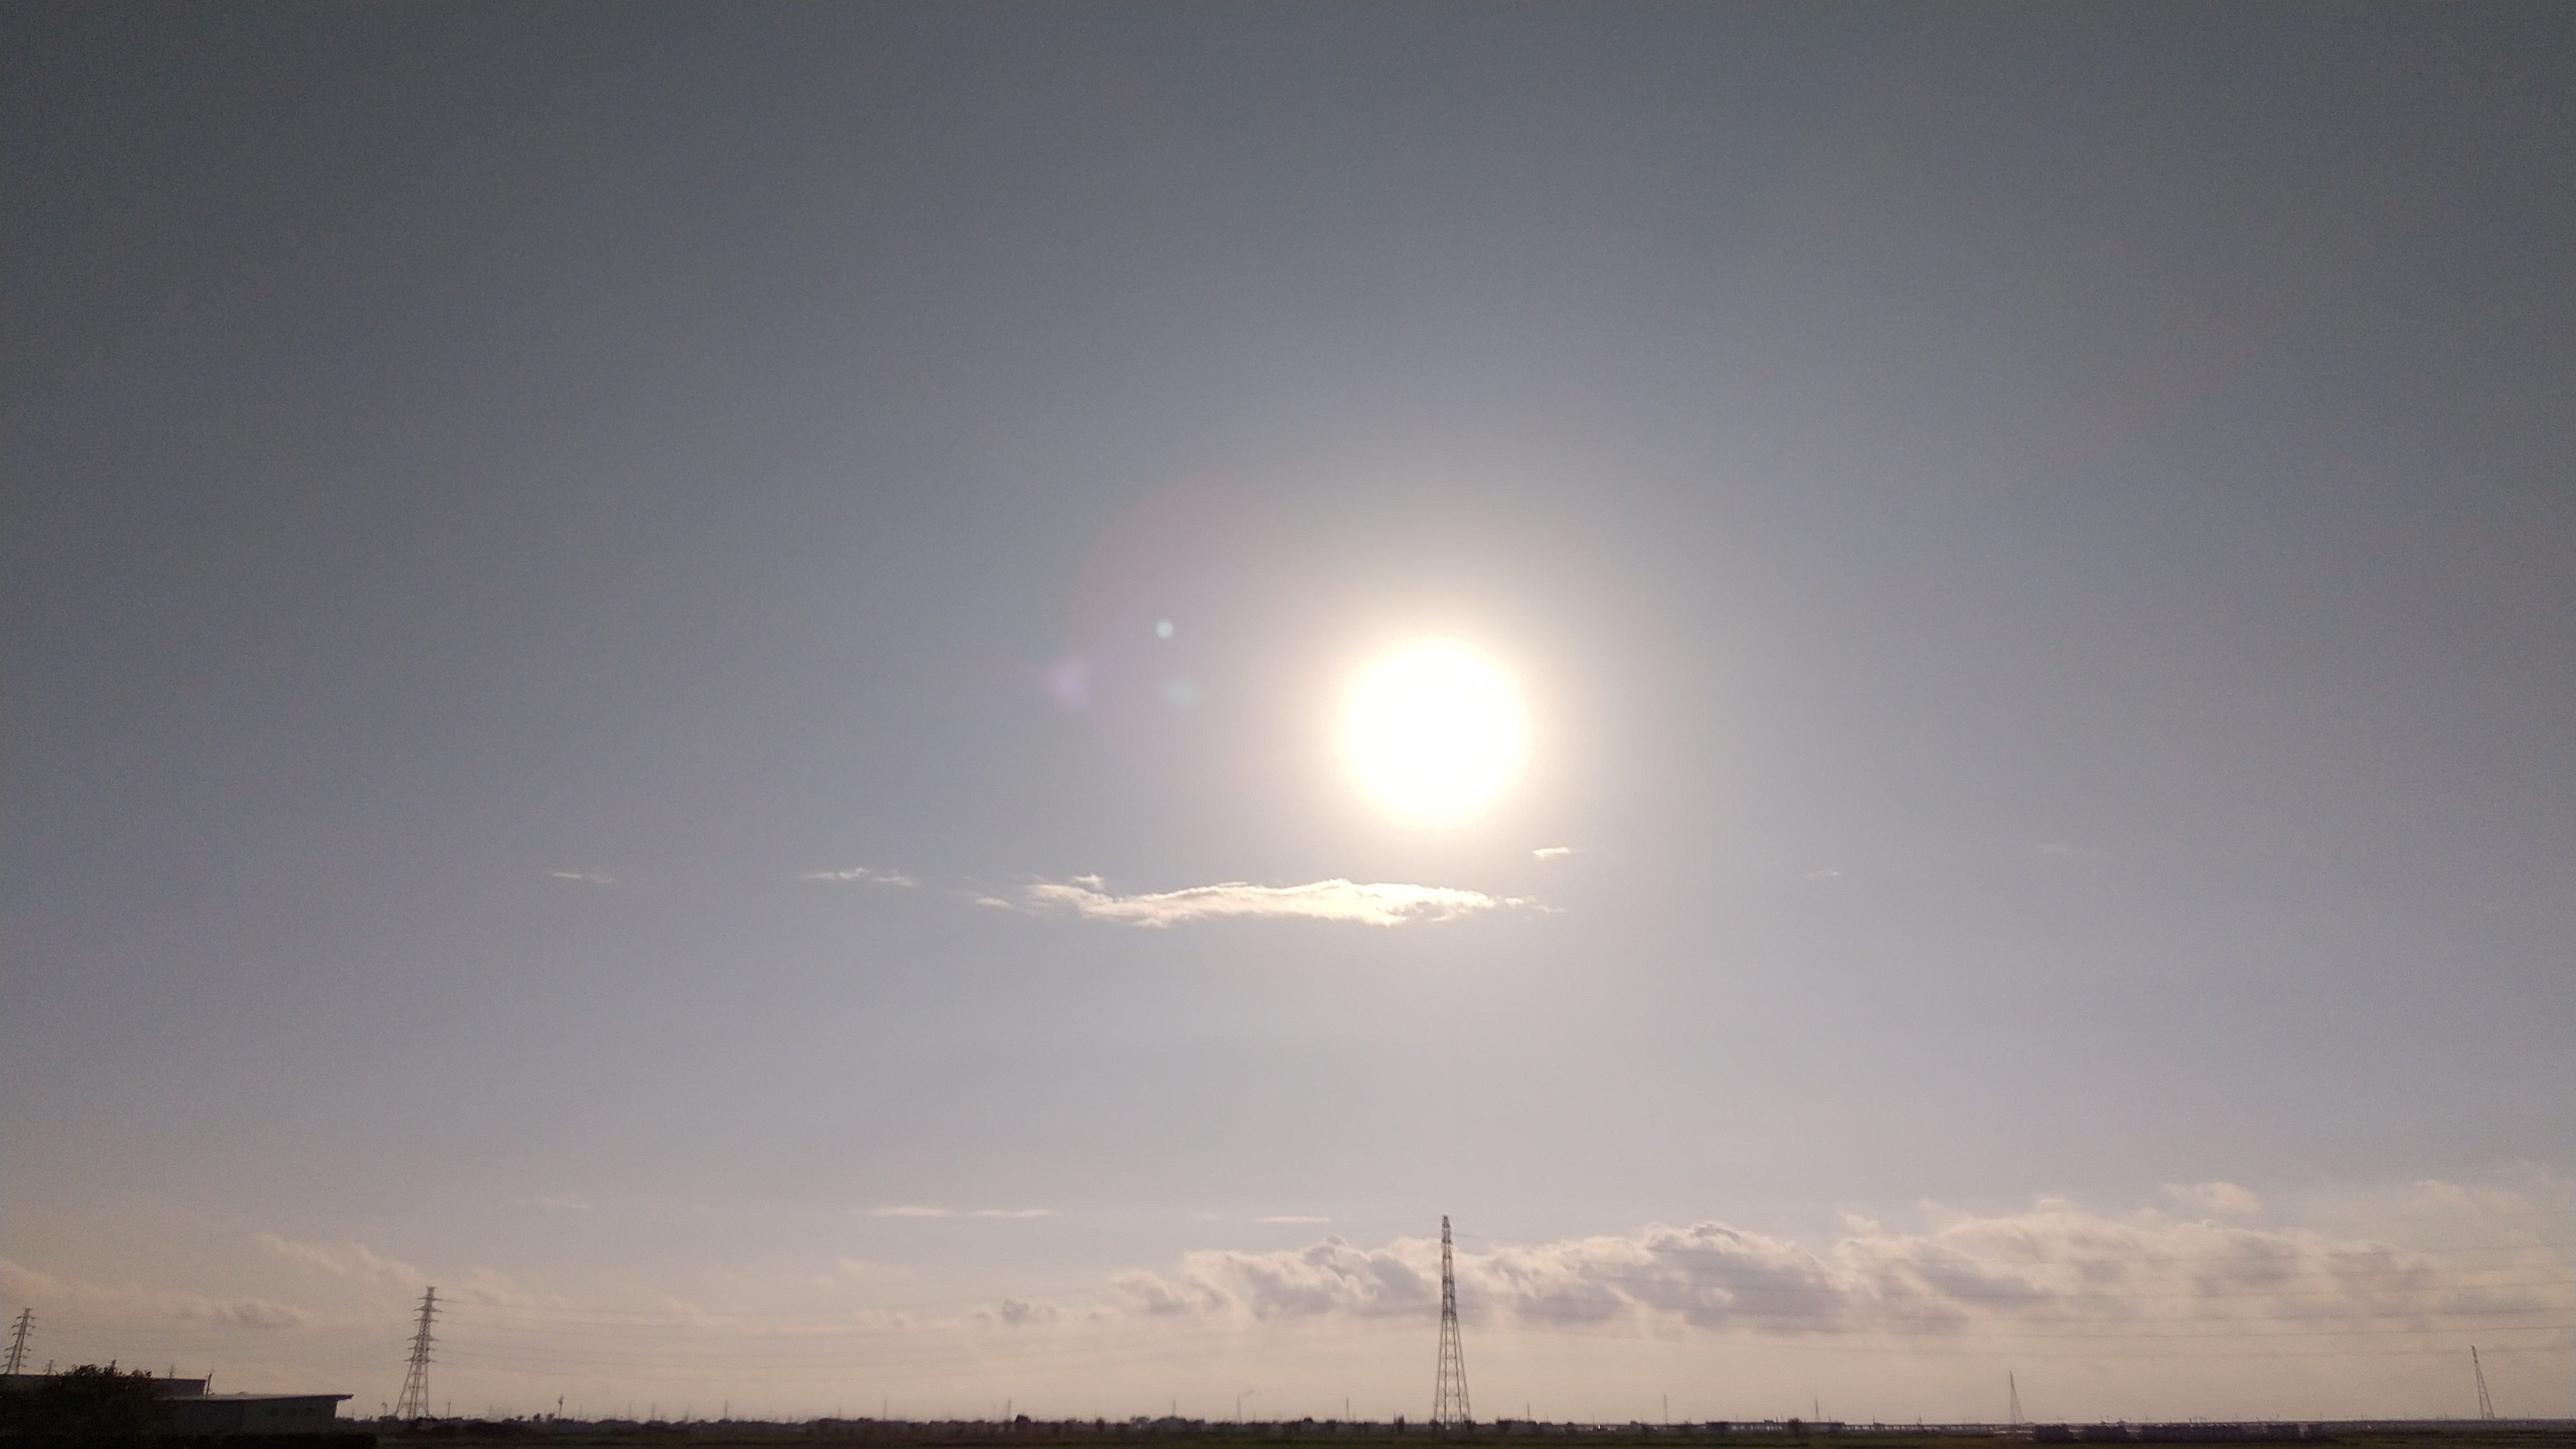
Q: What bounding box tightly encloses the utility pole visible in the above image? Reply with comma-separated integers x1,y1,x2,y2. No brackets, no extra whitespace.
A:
1432,1216,1470,1428
2471,1346,2495,1421
2008,1373,2023,1427
3,1310,32,1375
394,1288,437,1419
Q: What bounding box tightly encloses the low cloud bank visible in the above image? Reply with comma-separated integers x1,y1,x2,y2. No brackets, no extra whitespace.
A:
1,1258,309,1331
1023,876,1527,928
1115,1195,2572,1340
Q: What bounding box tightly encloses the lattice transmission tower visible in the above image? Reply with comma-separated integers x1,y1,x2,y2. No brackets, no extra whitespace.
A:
2006,1373,2023,1426
2471,1346,2495,1421
1432,1216,1470,1428
394,1288,437,1420
4,1309,32,1375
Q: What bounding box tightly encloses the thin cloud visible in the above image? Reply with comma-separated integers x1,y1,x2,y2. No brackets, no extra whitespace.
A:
2162,1181,2263,1218
1022,877,1532,928
800,865,917,887
255,1235,427,1290
1532,847,1574,859
2402,1164,2569,1224
547,869,615,885
985,1298,1066,1328
873,1205,1051,1220
1256,1215,1334,1225
975,1297,1116,1328
171,1297,307,1330
254,1236,544,1308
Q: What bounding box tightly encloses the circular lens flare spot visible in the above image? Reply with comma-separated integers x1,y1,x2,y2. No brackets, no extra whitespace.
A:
1341,641,1527,825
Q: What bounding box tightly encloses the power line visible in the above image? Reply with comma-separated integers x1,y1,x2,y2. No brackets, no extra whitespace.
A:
421,1273,2575,1340
427,1309,2576,1361
413,1317,2574,1383
392,1240,2576,1331
356,1242,2575,1331
423,1289,2573,1358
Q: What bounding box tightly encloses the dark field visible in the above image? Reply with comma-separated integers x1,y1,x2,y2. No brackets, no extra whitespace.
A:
355,1420,2576,1449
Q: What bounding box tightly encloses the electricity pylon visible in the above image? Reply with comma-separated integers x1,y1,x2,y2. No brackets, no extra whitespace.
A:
2471,1346,2495,1421
1432,1216,1470,1428
2007,1373,2023,1426
394,1288,437,1419
4,1309,32,1375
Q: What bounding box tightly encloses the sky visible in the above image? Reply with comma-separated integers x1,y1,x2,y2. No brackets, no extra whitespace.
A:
3,1,2570,1426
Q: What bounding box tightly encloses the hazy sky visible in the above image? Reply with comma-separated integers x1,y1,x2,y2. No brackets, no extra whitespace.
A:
4,2,2569,1426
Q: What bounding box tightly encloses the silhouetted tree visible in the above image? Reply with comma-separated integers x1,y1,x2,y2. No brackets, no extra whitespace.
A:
0,1364,171,1437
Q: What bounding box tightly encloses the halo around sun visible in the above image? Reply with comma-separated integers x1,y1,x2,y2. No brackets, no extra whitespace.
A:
1340,640,1527,826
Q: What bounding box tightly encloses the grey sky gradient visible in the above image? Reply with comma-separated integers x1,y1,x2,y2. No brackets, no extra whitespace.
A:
3,1,2569,1422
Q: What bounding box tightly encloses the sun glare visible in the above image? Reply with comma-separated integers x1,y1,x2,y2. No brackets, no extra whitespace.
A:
1340,640,1527,826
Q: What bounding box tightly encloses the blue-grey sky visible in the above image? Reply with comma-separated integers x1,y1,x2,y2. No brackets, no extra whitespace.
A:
4,2,2569,1424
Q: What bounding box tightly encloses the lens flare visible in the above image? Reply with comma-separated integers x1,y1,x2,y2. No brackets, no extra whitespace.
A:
1340,641,1527,825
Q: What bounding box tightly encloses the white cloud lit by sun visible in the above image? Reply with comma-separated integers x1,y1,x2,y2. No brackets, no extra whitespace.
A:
1021,876,1534,928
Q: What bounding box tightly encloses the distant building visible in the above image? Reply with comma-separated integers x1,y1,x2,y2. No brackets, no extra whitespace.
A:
162,1392,353,1433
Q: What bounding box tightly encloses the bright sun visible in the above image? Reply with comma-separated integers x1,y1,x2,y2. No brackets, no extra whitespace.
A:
1340,640,1527,826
